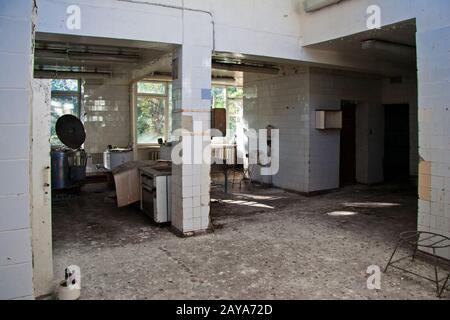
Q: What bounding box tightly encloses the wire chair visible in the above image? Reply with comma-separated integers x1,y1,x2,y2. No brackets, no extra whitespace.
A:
384,231,450,298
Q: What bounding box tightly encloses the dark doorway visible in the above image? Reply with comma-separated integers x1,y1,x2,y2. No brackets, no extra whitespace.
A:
384,104,410,181
340,101,357,186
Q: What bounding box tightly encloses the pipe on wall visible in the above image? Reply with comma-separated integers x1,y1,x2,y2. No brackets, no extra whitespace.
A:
117,0,216,52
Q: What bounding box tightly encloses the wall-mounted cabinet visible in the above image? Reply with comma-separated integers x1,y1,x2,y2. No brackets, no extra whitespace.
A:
315,110,342,130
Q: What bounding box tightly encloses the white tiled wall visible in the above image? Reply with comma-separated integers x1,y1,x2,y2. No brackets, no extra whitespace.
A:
0,0,35,300
244,67,393,193
170,9,213,234
243,67,310,192
309,68,384,191
83,78,131,155
416,20,450,259
309,70,419,191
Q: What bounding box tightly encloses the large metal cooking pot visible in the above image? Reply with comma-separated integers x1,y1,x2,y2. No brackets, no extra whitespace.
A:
51,115,87,190
51,148,70,190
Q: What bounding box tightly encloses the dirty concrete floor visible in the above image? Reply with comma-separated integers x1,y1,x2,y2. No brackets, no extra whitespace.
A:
52,180,449,300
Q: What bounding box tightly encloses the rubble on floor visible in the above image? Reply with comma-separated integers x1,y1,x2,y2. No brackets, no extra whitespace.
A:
52,182,448,299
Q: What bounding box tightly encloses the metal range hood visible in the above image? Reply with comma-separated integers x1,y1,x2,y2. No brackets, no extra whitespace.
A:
303,0,344,12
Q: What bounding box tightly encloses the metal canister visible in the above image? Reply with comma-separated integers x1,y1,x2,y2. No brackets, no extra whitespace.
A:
51,148,69,190
67,150,87,183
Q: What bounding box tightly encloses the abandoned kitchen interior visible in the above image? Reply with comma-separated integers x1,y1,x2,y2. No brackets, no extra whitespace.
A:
2,0,450,300
33,24,442,299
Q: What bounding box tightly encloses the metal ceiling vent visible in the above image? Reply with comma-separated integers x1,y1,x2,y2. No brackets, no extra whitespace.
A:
303,0,344,12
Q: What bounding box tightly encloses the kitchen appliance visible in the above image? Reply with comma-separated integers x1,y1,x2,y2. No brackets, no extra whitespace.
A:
51,115,87,190
139,165,172,224
103,148,133,171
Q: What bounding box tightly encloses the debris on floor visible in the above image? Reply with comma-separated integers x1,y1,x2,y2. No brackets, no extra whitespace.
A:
52,182,448,299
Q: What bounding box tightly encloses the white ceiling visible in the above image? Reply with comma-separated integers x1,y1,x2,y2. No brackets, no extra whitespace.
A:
306,20,417,68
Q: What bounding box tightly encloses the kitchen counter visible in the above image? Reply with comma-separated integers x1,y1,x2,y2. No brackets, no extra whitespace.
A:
139,165,172,177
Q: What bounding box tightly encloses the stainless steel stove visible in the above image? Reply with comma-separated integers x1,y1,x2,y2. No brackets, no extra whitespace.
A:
139,165,172,224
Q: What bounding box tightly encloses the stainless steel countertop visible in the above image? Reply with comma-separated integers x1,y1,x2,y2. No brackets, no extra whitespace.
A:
139,166,172,177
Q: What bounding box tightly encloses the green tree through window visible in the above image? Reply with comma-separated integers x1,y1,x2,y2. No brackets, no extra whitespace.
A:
212,85,243,143
136,97,166,144
50,79,80,146
135,81,172,144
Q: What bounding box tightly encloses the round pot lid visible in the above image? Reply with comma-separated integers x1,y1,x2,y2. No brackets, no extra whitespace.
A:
55,114,86,149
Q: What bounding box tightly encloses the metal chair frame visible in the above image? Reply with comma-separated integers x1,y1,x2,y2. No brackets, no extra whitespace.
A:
384,231,450,298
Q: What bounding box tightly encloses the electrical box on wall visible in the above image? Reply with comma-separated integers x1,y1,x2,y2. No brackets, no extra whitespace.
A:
315,110,342,130
211,108,227,137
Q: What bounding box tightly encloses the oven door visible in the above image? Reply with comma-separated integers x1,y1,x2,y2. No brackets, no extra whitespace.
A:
141,176,156,218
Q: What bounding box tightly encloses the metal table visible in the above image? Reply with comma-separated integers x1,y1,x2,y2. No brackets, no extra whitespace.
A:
211,144,237,194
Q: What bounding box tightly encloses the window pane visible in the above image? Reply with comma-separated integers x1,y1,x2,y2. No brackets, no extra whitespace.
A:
50,95,80,145
227,86,243,99
51,79,79,92
136,96,166,144
168,83,173,138
137,82,166,95
212,87,226,109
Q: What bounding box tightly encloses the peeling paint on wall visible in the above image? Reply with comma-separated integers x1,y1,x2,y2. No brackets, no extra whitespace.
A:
418,160,431,201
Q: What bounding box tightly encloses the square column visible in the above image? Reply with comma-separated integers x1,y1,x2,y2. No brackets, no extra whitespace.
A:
0,0,35,299
170,13,212,235
416,19,450,259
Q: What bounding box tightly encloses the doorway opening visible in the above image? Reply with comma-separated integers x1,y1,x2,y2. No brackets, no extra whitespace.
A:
340,101,357,186
384,104,410,182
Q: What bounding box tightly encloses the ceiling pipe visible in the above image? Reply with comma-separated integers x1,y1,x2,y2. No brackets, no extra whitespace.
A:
34,70,113,79
142,74,237,85
303,0,344,13
212,62,279,75
70,52,140,63
35,49,141,63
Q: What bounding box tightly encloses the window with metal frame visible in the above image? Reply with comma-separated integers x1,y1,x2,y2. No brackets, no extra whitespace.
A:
212,85,243,143
134,81,242,145
135,80,172,145
50,79,81,146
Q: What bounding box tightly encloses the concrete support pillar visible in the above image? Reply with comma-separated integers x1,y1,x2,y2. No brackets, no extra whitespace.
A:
170,10,212,235
416,17,450,259
0,0,36,299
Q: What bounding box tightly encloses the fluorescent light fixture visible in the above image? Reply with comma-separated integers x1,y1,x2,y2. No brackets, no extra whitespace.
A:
303,0,344,12
35,49,140,63
34,70,112,79
361,40,416,57
212,62,279,75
